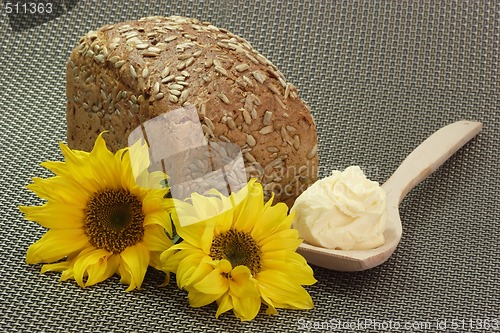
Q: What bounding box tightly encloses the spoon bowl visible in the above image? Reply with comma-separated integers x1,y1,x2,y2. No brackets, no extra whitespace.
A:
296,120,483,271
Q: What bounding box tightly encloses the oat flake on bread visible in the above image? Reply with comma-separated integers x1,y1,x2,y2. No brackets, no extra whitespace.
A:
66,16,318,207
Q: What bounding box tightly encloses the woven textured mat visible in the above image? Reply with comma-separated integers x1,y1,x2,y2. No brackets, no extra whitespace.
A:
1,1,498,332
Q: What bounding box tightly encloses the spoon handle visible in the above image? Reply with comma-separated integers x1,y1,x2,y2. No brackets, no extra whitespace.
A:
382,120,482,203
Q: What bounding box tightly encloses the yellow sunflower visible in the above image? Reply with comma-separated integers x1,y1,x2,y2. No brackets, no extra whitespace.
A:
161,179,316,321
20,133,174,291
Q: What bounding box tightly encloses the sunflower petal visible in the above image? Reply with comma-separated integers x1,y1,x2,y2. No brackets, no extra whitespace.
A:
230,178,255,219
257,270,314,310
190,192,224,220
172,213,214,253
143,210,173,235
90,132,114,161
212,205,234,234
142,192,174,215
119,243,150,291
143,224,173,252
250,201,289,241
184,256,214,286
90,142,121,189
60,268,76,281
27,177,83,204
59,142,86,169
232,295,261,321
175,251,207,289
72,248,110,287
118,263,132,288
148,251,164,271
160,244,200,273
187,289,224,308
193,266,229,295
261,254,317,286
20,203,84,229
41,261,71,274
215,293,234,318
232,180,263,233
259,229,303,252
211,258,233,273
124,138,151,188
86,253,120,286
26,229,89,264
229,265,260,298
40,160,66,175
261,295,279,315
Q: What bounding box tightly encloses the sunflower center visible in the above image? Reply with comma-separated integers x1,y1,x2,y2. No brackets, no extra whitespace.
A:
209,229,261,275
84,189,145,253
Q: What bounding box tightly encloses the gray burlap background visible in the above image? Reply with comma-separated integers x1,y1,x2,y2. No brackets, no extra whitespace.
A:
1,1,498,332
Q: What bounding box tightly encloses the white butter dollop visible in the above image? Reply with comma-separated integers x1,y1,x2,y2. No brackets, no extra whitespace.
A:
291,166,387,250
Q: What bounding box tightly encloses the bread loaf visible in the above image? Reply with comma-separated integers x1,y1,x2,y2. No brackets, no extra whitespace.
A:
66,16,318,206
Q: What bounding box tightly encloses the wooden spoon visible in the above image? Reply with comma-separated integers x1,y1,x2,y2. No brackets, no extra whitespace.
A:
296,120,483,271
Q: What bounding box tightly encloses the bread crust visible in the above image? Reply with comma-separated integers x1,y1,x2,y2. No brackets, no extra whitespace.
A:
66,16,318,206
